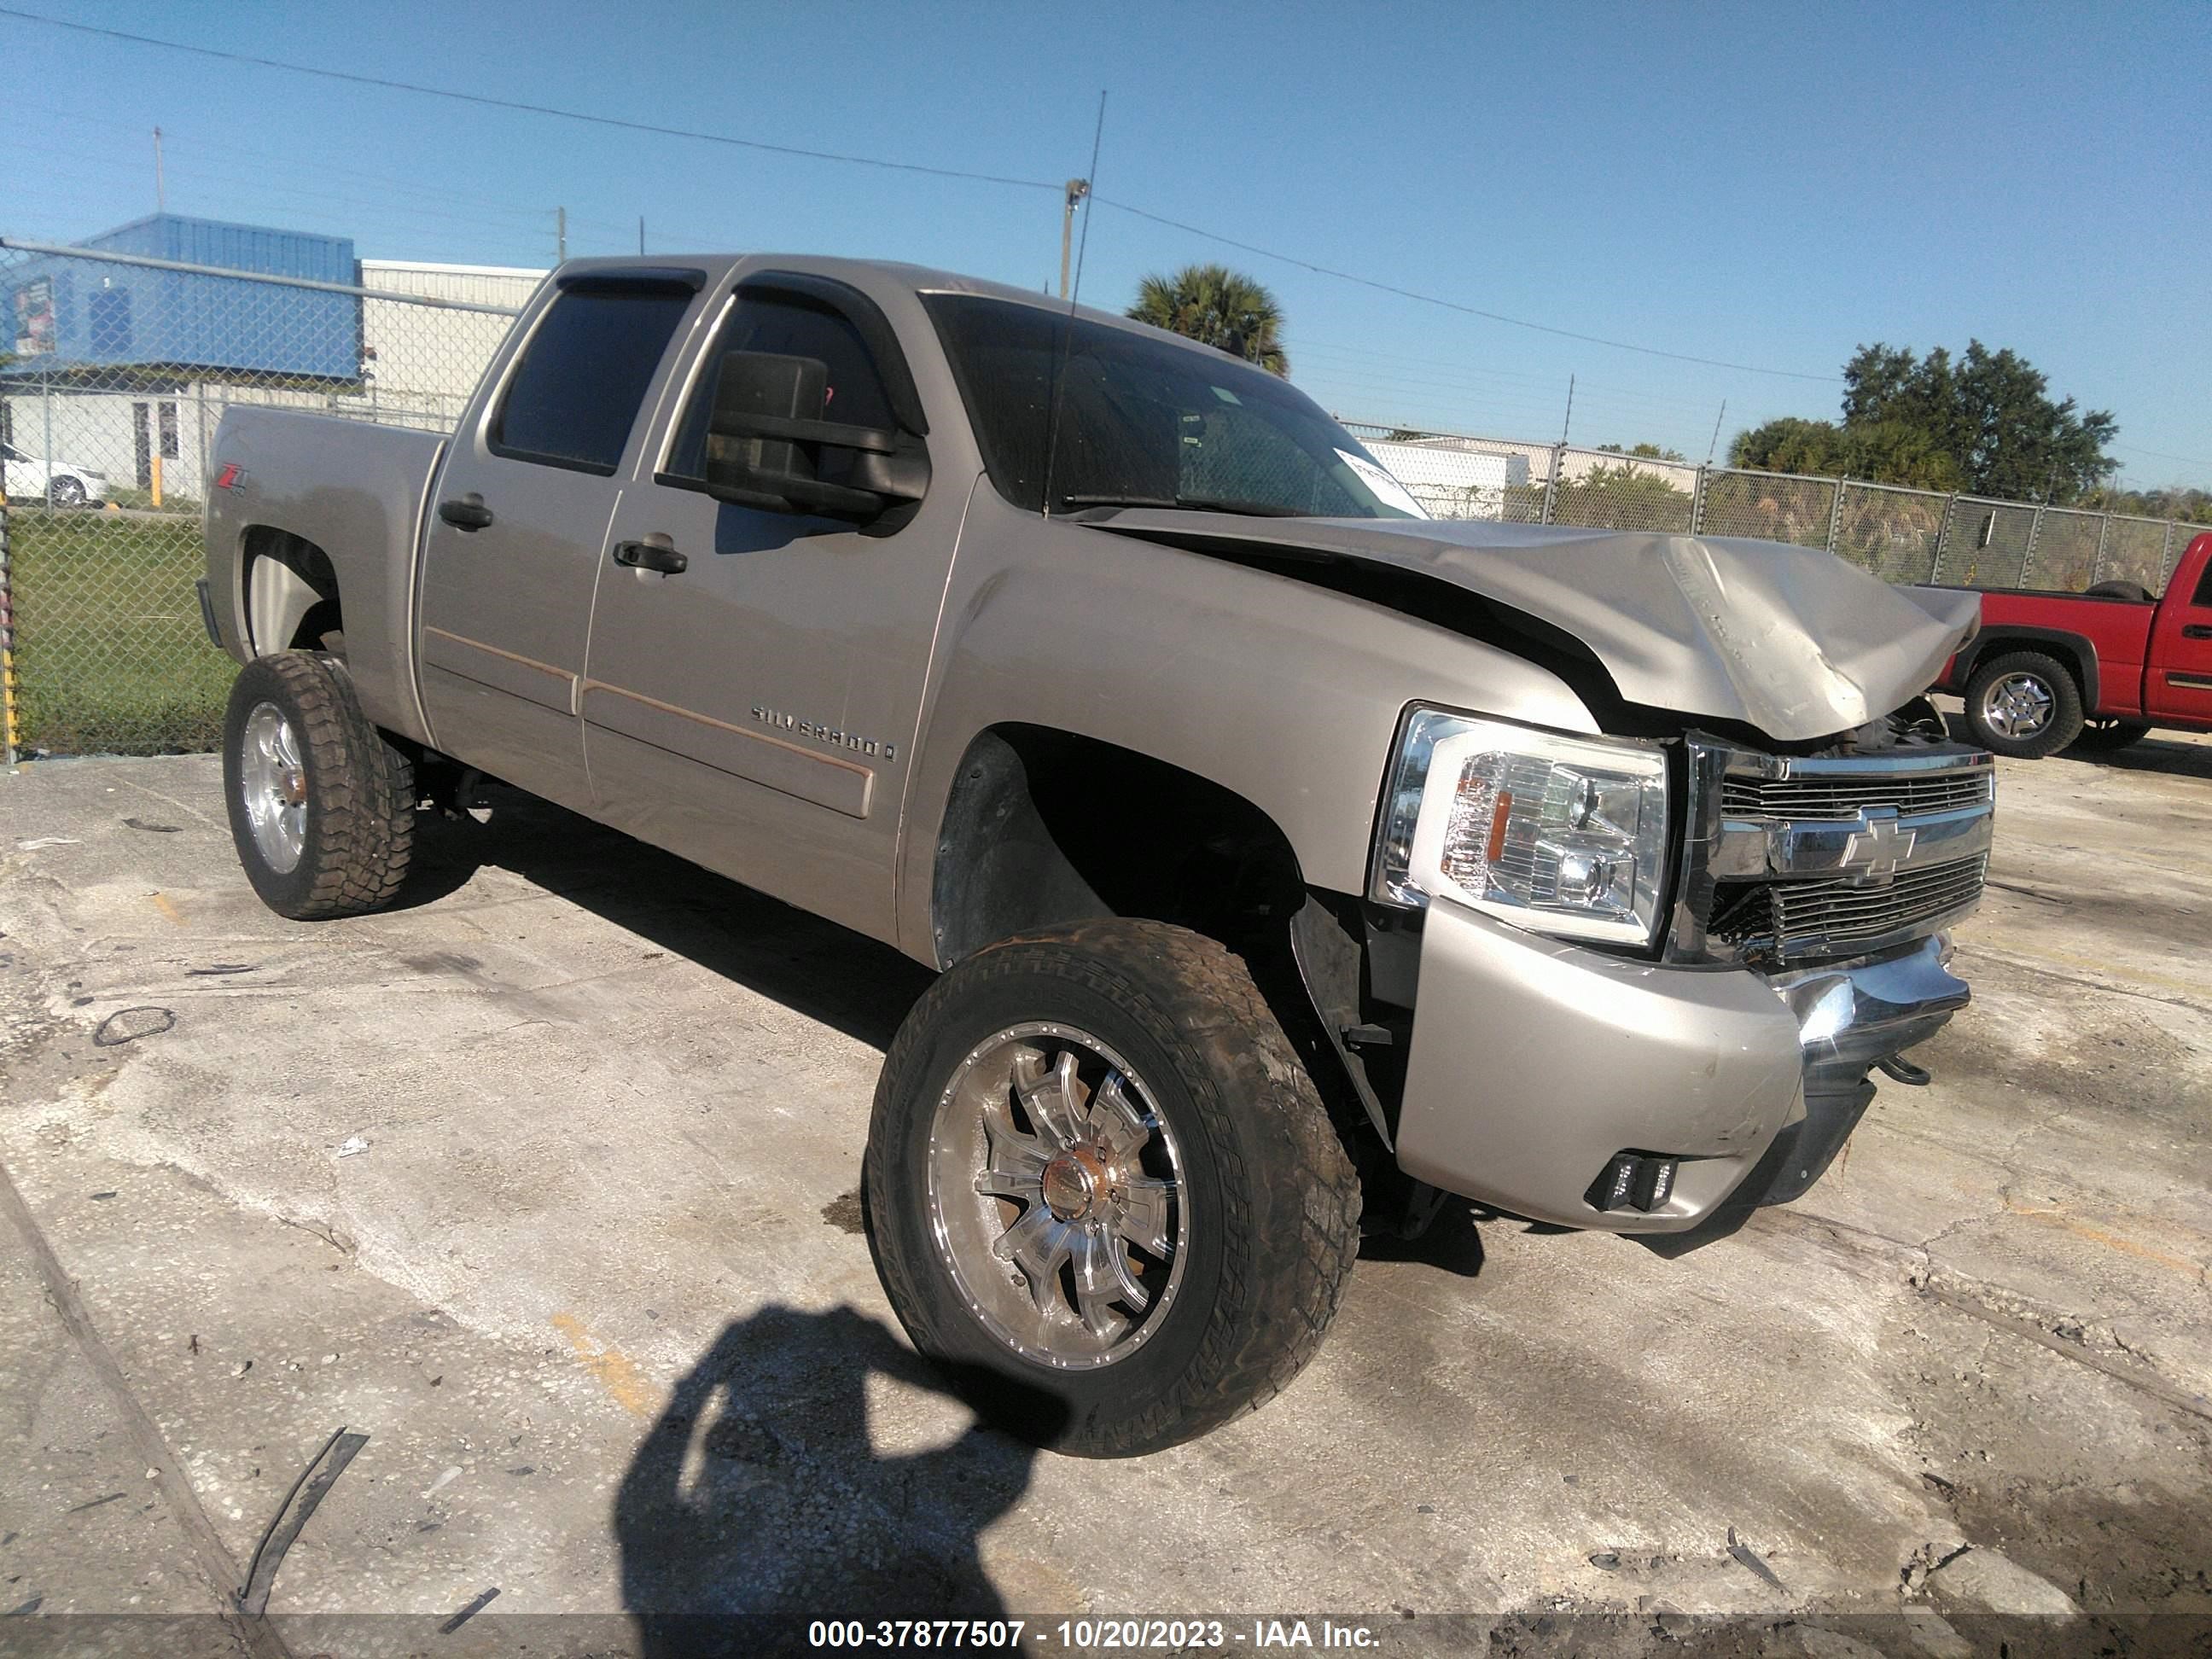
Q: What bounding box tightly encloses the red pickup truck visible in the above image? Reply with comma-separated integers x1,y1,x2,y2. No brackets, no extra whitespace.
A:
1930,530,2212,757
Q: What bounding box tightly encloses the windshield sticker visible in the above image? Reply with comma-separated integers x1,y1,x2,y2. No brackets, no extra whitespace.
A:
1210,385,1243,405
1336,449,1430,518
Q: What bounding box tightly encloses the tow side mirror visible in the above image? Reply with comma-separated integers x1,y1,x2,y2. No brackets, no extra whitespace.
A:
701,350,927,521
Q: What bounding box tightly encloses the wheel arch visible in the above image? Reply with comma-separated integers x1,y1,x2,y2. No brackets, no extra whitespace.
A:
927,724,1394,1173
1956,626,2099,710
242,526,342,656
928,724,1313,969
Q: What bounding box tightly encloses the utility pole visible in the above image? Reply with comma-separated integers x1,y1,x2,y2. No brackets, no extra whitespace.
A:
637,215,645,255
1705,399,1726,466
153,126,165,212
1058,178,1090,300
556,206,567,264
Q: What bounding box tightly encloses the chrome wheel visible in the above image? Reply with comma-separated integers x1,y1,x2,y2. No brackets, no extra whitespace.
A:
237,701,307,874
927,1022,1187,1370
1982,671,2054,740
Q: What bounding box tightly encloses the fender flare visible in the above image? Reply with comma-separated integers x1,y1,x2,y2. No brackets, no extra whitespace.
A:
1953,626,2099,711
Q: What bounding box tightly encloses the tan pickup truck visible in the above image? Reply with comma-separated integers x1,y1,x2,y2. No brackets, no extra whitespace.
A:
200,255,1992,1453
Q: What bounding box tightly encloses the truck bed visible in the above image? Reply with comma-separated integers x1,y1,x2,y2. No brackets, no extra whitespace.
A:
204,408,446,745
1922,581,2153,714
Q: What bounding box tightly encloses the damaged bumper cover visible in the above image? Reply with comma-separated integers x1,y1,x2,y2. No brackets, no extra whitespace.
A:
1395,902,1967,1232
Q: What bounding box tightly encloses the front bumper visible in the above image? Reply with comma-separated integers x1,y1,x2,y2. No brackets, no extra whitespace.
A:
1394,899,1967,1232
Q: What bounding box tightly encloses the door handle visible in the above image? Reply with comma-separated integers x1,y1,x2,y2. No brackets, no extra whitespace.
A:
2182,624,2212,640
613,536,688,576
437,494,493,531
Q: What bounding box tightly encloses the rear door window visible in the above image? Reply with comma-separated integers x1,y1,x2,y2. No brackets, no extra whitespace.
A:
490,283,696,475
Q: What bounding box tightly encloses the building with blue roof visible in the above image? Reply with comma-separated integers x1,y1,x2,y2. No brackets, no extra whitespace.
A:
5,213,360,383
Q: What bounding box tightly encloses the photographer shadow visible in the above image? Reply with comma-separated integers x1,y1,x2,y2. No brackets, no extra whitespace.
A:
616,1304,1061,1657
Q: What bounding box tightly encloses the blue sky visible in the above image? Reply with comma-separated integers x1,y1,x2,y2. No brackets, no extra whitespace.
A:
3,1,2205,485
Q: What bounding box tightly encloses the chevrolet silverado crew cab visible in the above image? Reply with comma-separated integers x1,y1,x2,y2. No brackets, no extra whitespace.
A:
1930,530,2212,758
199,256,1993,1454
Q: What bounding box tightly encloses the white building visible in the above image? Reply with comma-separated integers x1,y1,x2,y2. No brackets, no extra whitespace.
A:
1364,436,1537,521
340,260,544,431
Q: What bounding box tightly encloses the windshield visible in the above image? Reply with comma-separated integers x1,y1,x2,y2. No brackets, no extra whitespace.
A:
922,292,1423,520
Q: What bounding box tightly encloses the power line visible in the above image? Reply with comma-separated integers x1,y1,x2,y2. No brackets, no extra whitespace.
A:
1294,340,1760,415
0,137,562,235
2111,442,2211,472
0,4,1848,386
1093,197,1842,384
9,100,636,231
0,7,1064,193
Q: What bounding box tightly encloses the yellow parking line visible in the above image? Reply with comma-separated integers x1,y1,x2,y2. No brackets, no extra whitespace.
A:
2002,1196,2212,1281
550,1312,659,1418
1970,934,2203,1001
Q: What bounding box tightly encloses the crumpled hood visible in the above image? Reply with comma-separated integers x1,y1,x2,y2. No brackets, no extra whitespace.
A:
1096,511,1982,742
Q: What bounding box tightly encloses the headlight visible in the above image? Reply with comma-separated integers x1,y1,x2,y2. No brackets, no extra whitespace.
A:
1371,707,1669,946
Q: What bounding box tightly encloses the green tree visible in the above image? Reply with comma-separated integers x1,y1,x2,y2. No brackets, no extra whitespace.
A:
1735,340,2116,502
1730,415,1963,491
1127,264,1289,375
1598,442,1687,462
1846,341,2116,501
1549,462,1692,530
2080,483,2212,526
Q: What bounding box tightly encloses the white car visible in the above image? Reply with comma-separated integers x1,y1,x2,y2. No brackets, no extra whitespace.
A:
0,441,111,506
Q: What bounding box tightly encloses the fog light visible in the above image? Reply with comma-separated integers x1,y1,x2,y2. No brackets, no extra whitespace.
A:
1590,1152,1679,1214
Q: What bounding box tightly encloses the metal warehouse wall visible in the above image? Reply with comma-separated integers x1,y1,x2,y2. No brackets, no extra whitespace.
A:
87,214,355,283
3,215,359,380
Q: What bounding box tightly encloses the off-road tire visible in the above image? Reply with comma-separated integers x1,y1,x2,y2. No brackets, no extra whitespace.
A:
222,651,416,919
865,918,1362,1457
1964,649,2084,759
2069,717,2152,754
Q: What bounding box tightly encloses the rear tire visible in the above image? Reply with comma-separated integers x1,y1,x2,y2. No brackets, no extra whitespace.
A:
2085,580,2155,602
1963,650,2084,759
865,918,1361,1457
222,651,416,919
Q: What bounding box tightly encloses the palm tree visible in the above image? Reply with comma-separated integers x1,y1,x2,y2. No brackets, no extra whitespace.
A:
1126,264,1289,376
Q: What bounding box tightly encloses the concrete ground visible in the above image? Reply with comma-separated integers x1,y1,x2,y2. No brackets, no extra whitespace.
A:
1,729,2208,1652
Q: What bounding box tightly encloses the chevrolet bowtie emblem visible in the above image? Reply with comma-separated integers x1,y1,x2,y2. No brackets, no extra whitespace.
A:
1843,806,1917,882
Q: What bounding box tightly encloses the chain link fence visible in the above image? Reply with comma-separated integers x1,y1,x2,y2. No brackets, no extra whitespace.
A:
1342,421,2199,596
1,236,528,757
1,234,2204,758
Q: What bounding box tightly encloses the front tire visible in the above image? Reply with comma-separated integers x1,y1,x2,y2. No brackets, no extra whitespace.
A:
49,474,86,508
222,652,416,919
1963,650,2084,758
865,919,1361,1457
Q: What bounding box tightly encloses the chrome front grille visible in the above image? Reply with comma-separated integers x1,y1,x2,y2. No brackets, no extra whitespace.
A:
1760,854,1987,956
1720,770,1994,820
1675,737,1995,966
1774,853,1988,944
